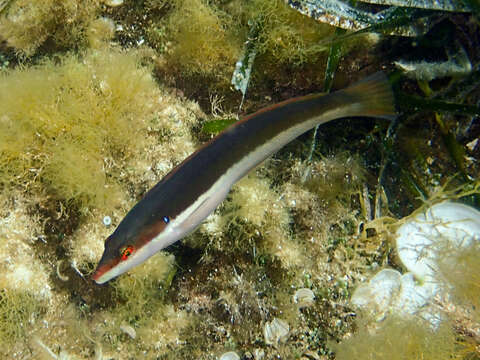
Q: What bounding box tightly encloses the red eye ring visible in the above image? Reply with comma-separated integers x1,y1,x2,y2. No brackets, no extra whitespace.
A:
121,245,135,261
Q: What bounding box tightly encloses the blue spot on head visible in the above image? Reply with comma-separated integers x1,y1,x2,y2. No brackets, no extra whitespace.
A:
163,215,170,224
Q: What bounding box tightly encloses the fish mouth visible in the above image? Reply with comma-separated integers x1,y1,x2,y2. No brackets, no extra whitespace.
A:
91,267,107,284
91,260,118,284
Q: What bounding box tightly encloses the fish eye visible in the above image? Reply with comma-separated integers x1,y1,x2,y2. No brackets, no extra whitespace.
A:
162,215,170,224
120,245,135,261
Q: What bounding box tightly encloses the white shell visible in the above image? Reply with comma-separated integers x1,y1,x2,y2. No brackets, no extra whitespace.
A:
394,273,432,314
351,268,440,326
396,201,480,280
120,324,136,339
264,318,289,345
351,269,401,313
254,349,265,359
103,0,124,6
219,351,240,360
293,288,315,308
103,215,112,227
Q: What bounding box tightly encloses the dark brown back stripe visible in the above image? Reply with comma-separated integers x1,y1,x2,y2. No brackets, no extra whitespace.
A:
98,72,396,267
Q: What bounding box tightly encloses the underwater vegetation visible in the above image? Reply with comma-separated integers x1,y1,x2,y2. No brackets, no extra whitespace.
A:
0,49,167,211
0,194,50,350
0,0,480,359
333,316,457,360
144,0,376,109
0,0,101,56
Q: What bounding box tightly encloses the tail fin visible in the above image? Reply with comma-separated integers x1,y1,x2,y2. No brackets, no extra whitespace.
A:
342,72,397,121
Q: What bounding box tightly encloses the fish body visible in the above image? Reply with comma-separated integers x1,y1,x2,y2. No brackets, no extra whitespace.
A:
92,72,396,284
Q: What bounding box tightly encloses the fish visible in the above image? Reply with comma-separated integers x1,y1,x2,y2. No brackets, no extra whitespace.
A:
92,72,396,284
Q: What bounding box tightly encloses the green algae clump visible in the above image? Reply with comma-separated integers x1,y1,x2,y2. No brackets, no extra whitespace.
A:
0,194,50,354
102,254,194,356
0,289,46,349
0,0,100,56
437,241,480,324
246,0,333,67
161,0,241,78
0,49,160,211
146,0,336,104
333,317,456,360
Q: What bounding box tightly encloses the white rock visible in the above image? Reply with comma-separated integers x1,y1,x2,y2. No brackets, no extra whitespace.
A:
352,269,439,326
350,282,374,308
396,201,480,280
393,273,438,318
368,268,402,307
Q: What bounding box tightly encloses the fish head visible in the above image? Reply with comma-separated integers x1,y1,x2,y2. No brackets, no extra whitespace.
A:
91,216,172,284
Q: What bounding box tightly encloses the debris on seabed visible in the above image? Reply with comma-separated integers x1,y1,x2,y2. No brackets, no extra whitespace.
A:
264,318,290,346
56,260,70,282
231,20,258,111
356,0,470,12
286,0,382,31
286,0,471,35
351,268,440,326
293,288,316,308
33,337,73,360
120,324,137,339
396,201,480,280
254,348,265,359
219,351,240,360
103,215,112,227
394,46,472,81
466,138,478,151
103,0,124,7
231,50,256,110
